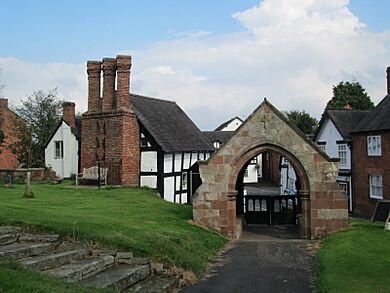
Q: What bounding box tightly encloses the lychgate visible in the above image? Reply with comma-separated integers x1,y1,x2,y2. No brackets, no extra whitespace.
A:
192,99,349,239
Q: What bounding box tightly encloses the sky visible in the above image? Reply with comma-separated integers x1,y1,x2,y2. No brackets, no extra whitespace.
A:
0,0,389,130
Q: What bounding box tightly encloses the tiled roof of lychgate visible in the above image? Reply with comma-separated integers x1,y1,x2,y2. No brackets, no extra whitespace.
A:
351,95,390,133
130,94,214,153
203,131,234,146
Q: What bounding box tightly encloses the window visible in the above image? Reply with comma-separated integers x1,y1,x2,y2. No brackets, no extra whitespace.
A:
338,182,349,194
317,142,326,152
244,168,249,178
338,144,347,165
369,174,383,199
54,141,63,159
213,141,220,149
367,136,381,156
182,172,187,190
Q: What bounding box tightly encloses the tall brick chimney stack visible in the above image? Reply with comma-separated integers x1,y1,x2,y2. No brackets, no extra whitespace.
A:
387,66,390,95
62,102,76,128
87,61,101,112
116,55,132,111
102,58,116,111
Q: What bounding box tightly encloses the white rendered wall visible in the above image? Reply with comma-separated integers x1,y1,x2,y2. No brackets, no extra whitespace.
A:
244,164,258,183
164,177,175,202
164,154,173,173
141,151,157,172
45,121,78,178
140,176,157,188
280,158,297,194
220,118,243,131
316,119,351,169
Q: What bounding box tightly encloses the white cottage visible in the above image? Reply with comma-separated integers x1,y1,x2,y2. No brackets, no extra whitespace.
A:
45,102,80,178
314,109,369,211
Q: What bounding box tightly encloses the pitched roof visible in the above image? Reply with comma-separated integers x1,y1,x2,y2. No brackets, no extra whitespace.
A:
215,116,243,131
203,98,337,165
71,117,82,139
203,131,234,145
130,94,214,153
44,118,81,148
351,95,390,133
314,109,369,141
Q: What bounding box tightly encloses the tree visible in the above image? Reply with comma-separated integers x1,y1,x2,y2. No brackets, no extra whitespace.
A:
11,89,64,167
287,110,318,135
326,80,374,110
0,69,5,148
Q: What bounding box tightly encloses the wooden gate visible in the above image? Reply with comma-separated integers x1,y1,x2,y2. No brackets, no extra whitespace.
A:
244,195,298,225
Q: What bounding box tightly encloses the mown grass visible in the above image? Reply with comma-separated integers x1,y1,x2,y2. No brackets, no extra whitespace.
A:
0,182,226,276
0,260,114,293
316,218,390,293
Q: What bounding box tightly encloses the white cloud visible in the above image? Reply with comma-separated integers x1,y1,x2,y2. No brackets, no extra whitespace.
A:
1,0,390,129
0,57,87,112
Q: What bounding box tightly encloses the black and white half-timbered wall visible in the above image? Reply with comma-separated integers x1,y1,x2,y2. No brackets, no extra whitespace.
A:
131,94,214,203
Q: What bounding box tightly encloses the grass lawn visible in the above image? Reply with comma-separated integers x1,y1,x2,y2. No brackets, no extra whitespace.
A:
316,218,390,293
0,182,226,276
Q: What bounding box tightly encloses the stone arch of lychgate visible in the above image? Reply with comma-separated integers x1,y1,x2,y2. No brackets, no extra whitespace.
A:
230,143,310,192
192,99,349,239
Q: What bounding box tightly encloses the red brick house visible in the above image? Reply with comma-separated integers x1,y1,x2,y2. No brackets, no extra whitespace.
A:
351,66,390,217
0,98,26,169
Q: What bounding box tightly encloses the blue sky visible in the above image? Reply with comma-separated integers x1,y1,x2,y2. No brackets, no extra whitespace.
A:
1,0,390,129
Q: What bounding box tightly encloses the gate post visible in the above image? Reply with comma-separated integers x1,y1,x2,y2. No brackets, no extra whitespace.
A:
299,190,311,239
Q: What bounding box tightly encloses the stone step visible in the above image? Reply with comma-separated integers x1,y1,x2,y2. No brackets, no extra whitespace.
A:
46,255,115,282
0,234,18,246
125,275,179,293
19,234,60,243
81,264,150,291
0,242,52,260
21,249,87,271
0,226,21,235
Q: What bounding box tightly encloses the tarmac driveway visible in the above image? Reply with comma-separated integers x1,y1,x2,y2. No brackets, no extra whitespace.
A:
181,231,316,293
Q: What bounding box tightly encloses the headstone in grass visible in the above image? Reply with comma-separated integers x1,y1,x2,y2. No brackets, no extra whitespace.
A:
385,213,390,231
23,171,34,198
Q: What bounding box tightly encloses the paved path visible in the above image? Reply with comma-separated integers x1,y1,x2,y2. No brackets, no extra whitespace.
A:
181,231,316,293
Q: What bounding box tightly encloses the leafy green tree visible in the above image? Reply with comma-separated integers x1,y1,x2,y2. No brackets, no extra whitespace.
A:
326,81,374,110
287,110,318,135
0,70,5,148
11,89,64,167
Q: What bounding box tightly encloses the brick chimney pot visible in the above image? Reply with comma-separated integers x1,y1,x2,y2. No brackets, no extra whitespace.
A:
87,61,101,112
102,58,117,112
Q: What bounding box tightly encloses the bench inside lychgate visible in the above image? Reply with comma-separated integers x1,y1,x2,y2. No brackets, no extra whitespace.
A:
244,194,298,225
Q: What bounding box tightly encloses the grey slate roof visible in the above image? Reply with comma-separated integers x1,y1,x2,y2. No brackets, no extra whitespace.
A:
351,95,390,133
215,116,243,131
71,117,82,139
203,131,234,145
314,109,369,141
130,94,214,153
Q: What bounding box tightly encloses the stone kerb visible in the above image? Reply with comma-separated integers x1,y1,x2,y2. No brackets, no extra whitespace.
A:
192,101,349,239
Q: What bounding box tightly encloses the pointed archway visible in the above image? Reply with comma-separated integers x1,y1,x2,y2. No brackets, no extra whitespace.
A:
192,99,348,239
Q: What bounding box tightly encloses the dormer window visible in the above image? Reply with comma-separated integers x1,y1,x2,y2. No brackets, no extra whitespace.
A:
213,141,220,149
367,136,381,156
